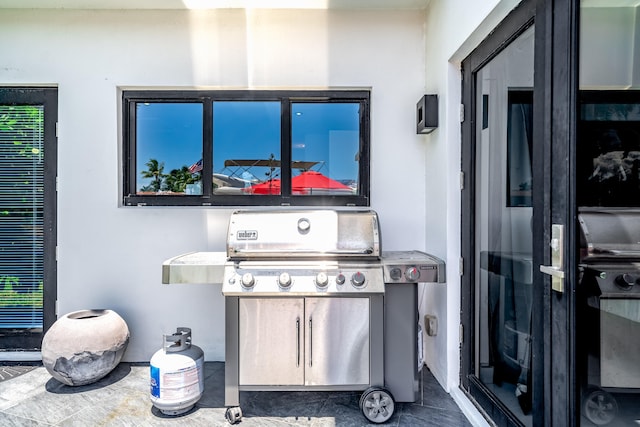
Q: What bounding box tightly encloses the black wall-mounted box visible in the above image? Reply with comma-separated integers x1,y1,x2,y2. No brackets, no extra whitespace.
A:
416,94,438,134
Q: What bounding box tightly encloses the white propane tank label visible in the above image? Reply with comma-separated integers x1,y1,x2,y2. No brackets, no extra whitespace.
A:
150,328,205,416
150,355,204,400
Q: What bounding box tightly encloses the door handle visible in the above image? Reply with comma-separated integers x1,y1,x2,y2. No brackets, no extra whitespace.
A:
539,265,565,279
539,224,565,293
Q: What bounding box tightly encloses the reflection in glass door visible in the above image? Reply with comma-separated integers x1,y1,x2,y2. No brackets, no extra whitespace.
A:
474,25,535,426
577,2,640,425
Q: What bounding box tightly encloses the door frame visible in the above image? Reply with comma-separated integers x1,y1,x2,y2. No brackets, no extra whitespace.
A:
539,0,579,424
460,0,578,425
0,87,57,353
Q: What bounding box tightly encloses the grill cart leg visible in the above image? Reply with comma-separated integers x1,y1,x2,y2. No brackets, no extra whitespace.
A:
225,297,240,407
225,297,243,424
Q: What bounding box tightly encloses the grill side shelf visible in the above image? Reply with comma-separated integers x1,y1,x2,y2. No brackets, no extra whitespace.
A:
162,252,227,284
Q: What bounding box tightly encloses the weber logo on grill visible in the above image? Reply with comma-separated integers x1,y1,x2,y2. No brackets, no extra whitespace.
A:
237,230,258,240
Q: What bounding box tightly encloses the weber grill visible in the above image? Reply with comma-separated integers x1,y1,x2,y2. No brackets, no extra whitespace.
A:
578,208,640,425
220,209,445,424
222,209,384,296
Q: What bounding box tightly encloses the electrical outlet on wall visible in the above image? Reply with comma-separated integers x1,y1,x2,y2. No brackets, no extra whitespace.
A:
425,314,438,336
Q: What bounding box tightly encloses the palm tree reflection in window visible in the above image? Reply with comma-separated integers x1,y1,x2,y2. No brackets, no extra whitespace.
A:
139,158,200,194
140,158,165,192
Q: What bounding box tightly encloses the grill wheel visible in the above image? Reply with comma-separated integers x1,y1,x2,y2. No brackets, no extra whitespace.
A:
225,406,243,424
359,386,395,424
582,388,618,426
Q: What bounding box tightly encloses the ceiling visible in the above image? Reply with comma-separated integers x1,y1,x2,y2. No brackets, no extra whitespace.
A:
4,0,639,10
0,0,431,9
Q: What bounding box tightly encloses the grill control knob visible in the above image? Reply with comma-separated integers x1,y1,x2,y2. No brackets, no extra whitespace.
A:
351,272,366,287
315,272,329,288
336,273,346,285
615,273,637,290
389,267,402,281
241,273,255,288
405,266,420,282
298,218,311,233
278,272,292,288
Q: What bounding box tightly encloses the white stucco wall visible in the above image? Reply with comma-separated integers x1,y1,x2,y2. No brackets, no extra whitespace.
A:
421,0,521,385
0,8,430,362
421,1,522,425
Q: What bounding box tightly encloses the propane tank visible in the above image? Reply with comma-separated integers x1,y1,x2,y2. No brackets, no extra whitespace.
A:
150,327,204,415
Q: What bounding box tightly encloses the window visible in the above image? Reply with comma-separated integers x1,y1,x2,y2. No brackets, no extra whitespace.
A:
506,90,533,207
123,90,370,206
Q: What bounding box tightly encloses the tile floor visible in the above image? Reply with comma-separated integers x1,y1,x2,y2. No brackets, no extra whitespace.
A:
0,362,472,426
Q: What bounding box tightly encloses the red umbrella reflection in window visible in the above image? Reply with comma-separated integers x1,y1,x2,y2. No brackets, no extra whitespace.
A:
244,171,352,195
244,178,282,195
292,171,352,194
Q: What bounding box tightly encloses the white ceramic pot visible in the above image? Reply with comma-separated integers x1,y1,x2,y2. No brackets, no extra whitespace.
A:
41,309,130,386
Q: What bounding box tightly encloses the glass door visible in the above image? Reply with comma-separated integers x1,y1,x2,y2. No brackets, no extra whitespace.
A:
460,2,544,425
0,87,57,352
473,25,535,427
577,2,640,425
463,0,593,425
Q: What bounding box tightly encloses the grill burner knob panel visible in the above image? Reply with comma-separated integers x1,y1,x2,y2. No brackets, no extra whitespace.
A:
278,272,292,288
315,272,329,288
223,266,385,294
241,273,255,288
405,266,420,282
351,272,366,288
615,273,637,290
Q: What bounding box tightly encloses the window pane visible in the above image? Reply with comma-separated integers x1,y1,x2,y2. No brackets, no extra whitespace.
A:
213,101,281,195
136,103,203,195
578,4,640,425
506,90,533,207
474,25,534,426
291,103,359,195
0,105,44,329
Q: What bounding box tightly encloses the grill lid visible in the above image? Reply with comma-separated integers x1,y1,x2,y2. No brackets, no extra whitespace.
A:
226,209,380,259
579,209,640,261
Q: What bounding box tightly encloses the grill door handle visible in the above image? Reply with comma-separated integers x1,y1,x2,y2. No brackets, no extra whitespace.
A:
296,317,300,367
308,317,313,367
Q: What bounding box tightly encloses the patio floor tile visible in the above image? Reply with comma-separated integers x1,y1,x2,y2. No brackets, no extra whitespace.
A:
0,362,472,426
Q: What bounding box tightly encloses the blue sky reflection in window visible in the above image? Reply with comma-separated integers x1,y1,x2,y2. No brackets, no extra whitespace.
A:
135,101,359,196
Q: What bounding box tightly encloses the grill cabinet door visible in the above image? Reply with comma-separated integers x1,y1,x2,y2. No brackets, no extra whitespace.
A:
238,298,304,385
304,297,370,386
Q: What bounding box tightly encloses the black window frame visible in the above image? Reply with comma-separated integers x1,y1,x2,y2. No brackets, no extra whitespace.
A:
122,89,370,207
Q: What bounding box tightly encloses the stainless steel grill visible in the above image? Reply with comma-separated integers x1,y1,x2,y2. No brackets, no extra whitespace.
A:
578,208,640,425
220,209,445,425
222,209,384,296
